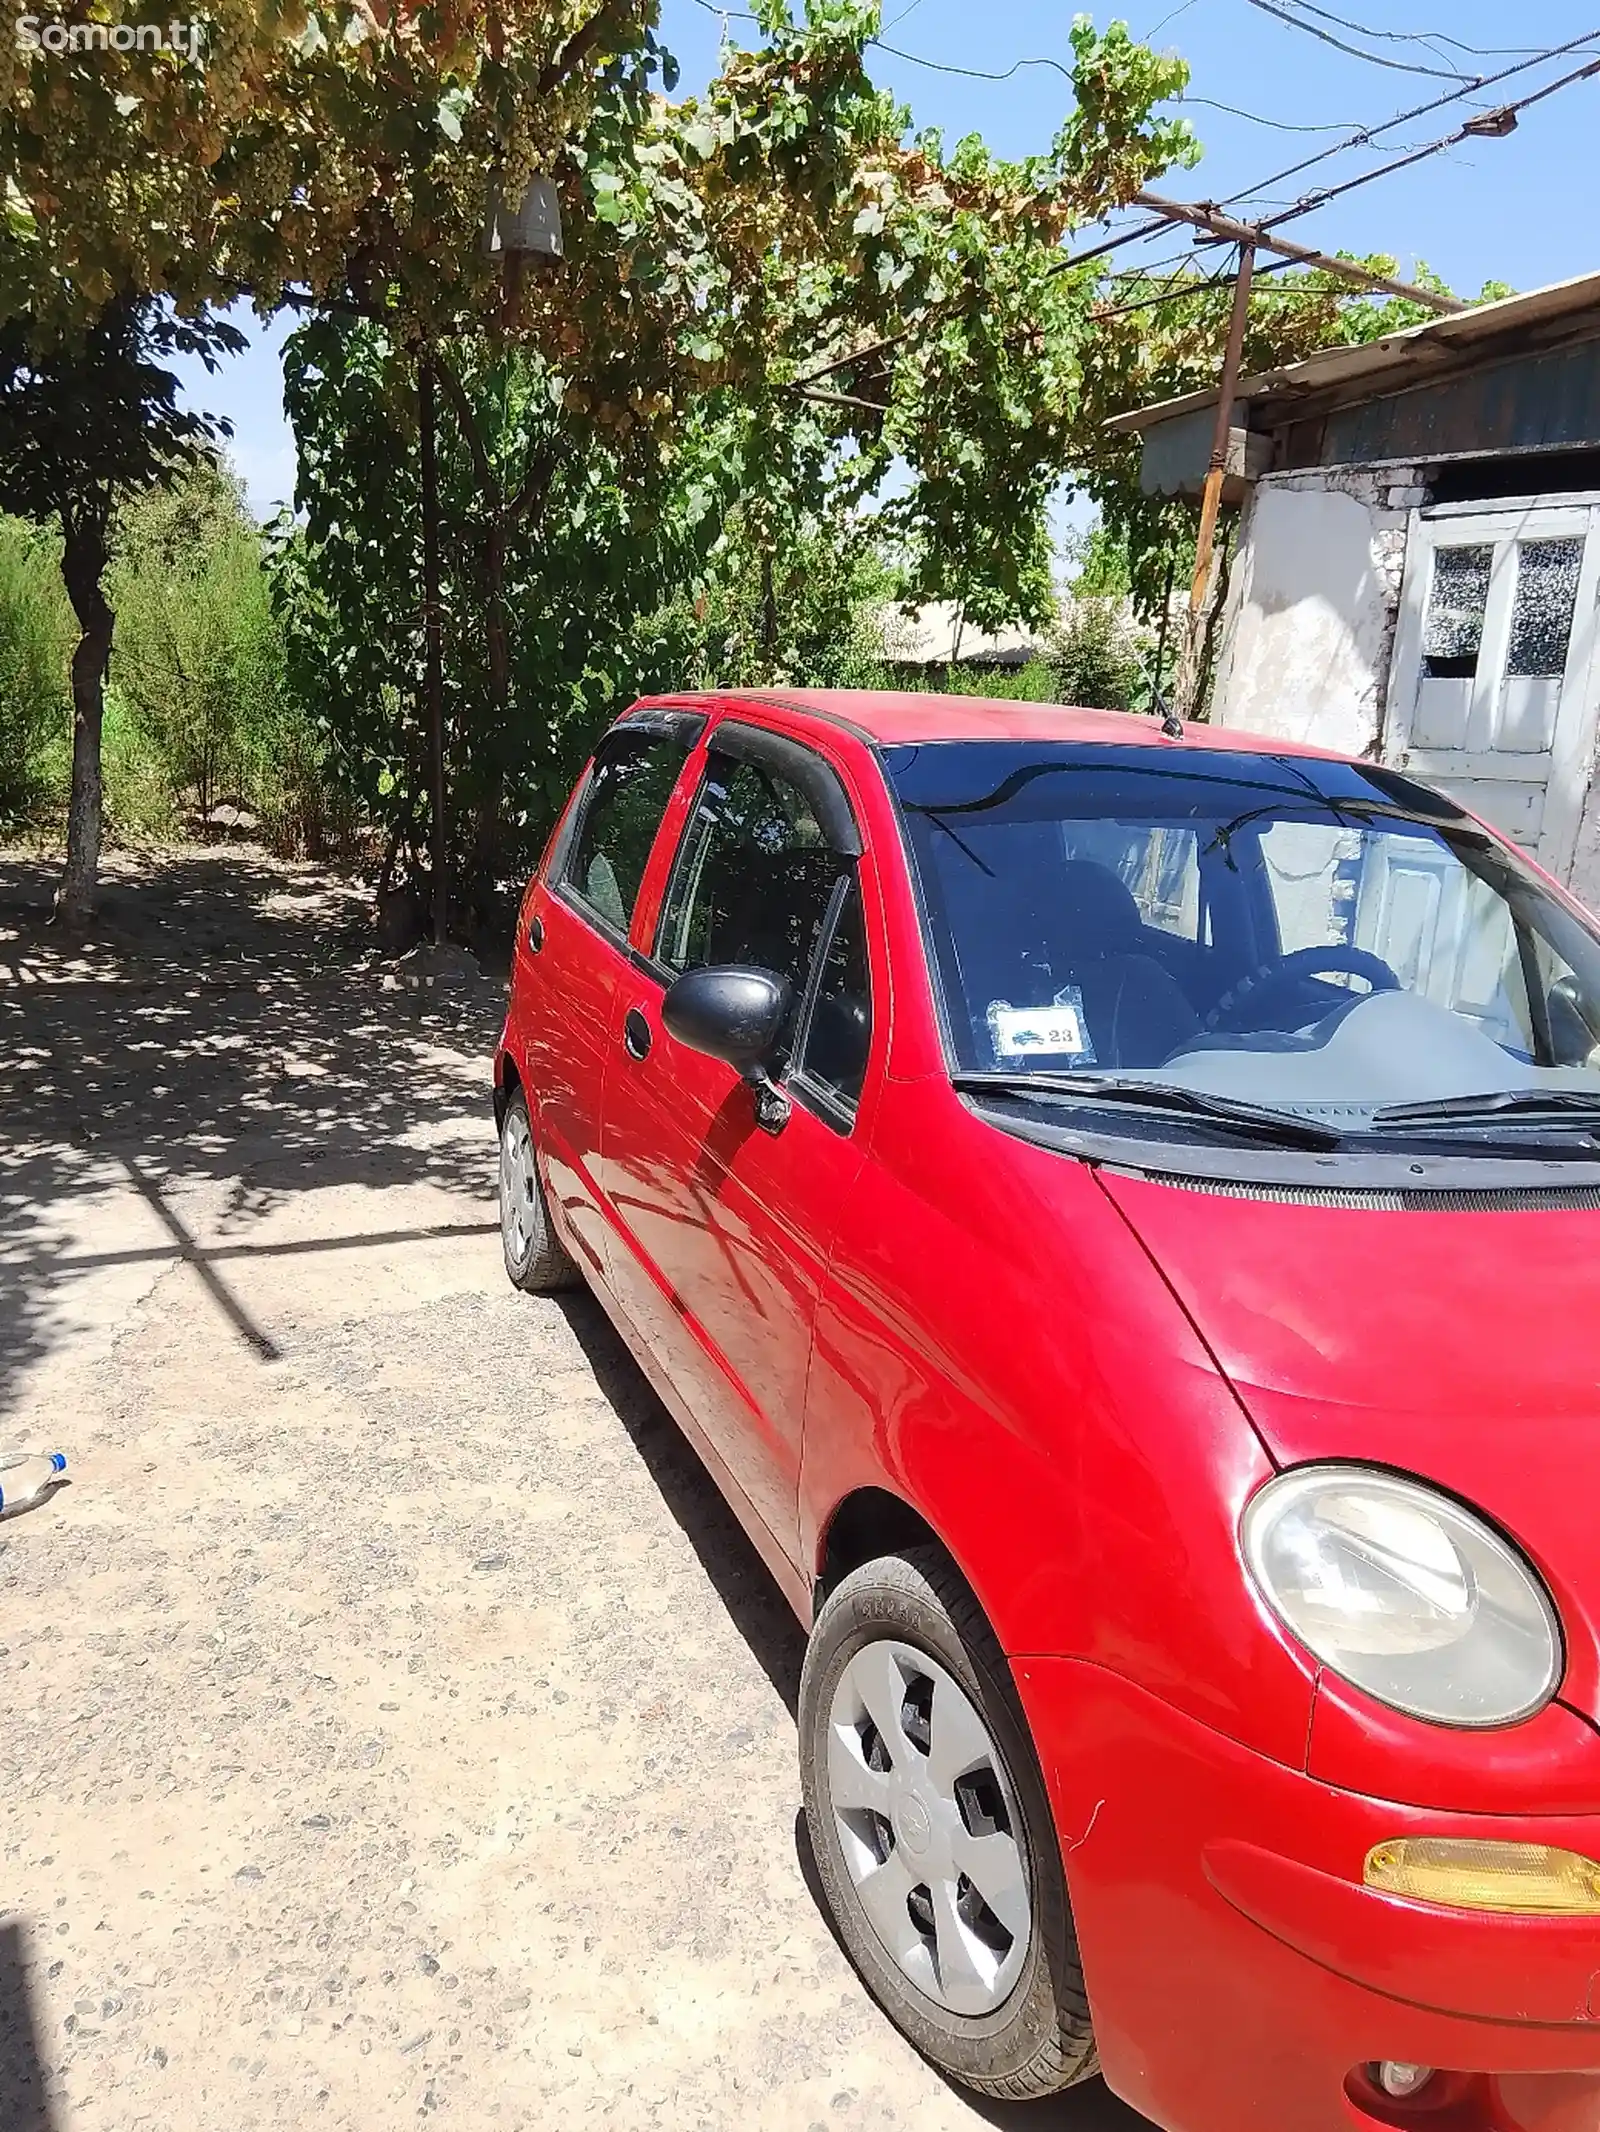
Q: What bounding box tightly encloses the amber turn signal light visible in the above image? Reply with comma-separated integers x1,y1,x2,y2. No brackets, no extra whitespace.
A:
1365,1837,1600,1915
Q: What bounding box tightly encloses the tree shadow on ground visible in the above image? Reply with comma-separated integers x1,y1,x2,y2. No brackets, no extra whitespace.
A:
0,849,505,1422
0,1920,57,2132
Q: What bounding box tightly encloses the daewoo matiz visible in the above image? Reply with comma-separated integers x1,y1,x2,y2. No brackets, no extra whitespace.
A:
494,690,1600,2132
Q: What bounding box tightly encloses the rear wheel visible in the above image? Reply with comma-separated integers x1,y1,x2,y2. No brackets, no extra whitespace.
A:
799,1545,1097,2100
498,1088,579,1294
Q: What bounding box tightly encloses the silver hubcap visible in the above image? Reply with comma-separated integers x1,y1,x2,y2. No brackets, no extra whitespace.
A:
499,1109,538,1264
825,1639,1032,2016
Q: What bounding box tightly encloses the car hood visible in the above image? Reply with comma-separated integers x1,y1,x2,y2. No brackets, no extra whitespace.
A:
1098,1170,1600,1713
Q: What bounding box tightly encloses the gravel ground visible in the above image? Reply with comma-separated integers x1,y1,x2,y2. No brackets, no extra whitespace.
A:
0,847,1147,2132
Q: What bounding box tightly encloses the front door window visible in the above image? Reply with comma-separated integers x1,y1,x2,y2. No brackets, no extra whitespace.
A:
655,753,844,1016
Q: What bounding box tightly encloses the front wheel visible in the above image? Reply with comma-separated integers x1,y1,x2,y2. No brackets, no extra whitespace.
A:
498,1087,580,1294
798,1546,1097,2100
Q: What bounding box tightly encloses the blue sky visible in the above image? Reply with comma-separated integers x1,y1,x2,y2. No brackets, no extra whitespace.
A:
180,0,1597,519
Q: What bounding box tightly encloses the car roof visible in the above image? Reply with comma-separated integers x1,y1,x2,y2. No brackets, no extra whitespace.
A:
629,688,1347,761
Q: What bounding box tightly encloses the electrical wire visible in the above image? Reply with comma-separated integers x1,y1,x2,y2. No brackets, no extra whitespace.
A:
1274,2,1560,64
1179,95,1373,131
1141,0,1203,39
1093,273,1232,320
1109,246,1229,279
1090,249,1346,321
682,0,1598,333
1245,0,1472,80
1055,44,1599,285
1220,28,1600,210
1254,51,1600,232
685,0,1591,212
870,41,1072,83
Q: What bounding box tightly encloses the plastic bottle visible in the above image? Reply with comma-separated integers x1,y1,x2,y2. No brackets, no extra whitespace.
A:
0,1450,67,1512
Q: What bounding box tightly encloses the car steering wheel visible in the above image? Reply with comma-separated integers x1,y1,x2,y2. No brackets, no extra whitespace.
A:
1203,944,1401,1034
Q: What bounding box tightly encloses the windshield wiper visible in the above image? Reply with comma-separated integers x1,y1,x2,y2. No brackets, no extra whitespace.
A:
1372,1090,1600,1131
952,1072,1345,1149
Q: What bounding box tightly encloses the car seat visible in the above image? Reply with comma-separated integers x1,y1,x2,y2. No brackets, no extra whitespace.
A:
1045,860,1203,1068
944,828,1203,1070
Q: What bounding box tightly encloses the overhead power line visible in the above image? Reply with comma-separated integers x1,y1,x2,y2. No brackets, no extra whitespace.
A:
1075,48,1598,326
1270,3,1560,65
870,40,1071,83
1224,27,1600,211
689,0,1598,251
1253,50,1600,232
1180,96,1375,132
1093,273,1232,322
691,0,1594,391
687,0,1379,145
1245,0,1470,78
1036,30,1600,283
1091,251,1306,323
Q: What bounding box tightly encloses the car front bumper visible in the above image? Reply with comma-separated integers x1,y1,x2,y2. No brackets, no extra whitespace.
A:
1014,1658,1600,2132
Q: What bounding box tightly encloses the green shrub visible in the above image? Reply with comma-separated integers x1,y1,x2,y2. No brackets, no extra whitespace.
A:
110,459,338,853
101,685,178,839
0,516,73,823
113,469,267,825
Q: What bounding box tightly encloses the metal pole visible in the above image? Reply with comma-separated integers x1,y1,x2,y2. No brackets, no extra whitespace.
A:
1172,243,1256,722
418,356,448,948
1133,191,1464,314
1190,242,1256,620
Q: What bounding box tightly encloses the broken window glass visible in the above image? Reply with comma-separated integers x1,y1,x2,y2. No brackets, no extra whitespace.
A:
1508,538,1583,678
1423,544,1492,680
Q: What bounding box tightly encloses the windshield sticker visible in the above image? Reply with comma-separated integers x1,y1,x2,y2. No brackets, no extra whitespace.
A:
987,990,1095,1064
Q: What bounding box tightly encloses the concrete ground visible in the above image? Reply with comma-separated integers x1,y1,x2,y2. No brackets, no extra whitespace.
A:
0,848,1150,2132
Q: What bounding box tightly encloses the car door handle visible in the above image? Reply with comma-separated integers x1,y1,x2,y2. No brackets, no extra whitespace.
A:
623,1007,653,1061
528,914,545,953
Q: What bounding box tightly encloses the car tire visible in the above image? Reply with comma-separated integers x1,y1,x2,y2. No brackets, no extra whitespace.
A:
498,1087,580,1295
799,1545,1097,2100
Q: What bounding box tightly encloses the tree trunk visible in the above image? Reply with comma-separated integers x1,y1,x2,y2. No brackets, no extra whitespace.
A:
418,358,448,947
56,516,114,926
485,517,509,728
760,548,778,669
462,517,512,901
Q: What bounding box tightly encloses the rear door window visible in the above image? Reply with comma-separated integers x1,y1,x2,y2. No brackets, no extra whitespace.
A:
564,732,689,935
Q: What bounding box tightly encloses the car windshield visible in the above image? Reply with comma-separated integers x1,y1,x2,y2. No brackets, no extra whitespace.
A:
885,740,1600,1146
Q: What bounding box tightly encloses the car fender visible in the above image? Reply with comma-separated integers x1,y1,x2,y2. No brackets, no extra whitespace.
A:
798,1075,1318,1772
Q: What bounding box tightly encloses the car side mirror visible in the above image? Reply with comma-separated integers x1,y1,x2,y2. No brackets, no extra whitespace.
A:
662,966,794,1133
1548,975,1600,1067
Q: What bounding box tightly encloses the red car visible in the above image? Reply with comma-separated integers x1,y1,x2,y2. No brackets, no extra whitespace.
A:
495,689,1600,2132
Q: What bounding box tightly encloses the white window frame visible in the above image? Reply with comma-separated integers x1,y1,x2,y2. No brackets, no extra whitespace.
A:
1383,497,1600,877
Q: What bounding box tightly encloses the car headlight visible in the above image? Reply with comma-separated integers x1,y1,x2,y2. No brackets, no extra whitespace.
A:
1241,1466,1562,1728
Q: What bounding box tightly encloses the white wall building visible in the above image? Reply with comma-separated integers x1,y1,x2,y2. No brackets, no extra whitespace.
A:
1110,274,1600,907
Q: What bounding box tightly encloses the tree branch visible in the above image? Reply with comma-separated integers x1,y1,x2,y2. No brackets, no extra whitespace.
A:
430,348,500,506
789,301,961,390
508,442,562,523
793,385,890,416
537,1,632,96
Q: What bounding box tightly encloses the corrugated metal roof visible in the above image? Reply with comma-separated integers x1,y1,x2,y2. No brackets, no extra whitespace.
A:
1105,270,1600,436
